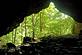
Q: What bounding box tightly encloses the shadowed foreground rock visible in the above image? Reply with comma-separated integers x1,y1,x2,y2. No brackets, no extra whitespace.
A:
0,35,81,55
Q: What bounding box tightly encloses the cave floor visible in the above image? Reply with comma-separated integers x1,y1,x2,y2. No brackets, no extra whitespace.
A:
0,35,81,55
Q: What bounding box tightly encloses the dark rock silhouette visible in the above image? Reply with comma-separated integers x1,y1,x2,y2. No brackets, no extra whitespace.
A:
0,35,81,55
23,37,31,44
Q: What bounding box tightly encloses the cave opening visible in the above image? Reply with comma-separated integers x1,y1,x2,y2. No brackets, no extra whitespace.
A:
0,2,81,55
0,2,79,46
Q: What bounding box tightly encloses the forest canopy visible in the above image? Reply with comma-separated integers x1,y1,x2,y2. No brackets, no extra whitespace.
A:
0,2,75,46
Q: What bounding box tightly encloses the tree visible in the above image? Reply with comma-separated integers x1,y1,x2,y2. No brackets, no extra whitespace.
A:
73,22,82,34
32,14,35,40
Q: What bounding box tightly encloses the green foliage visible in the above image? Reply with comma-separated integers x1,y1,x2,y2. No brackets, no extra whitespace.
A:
0,2,75,46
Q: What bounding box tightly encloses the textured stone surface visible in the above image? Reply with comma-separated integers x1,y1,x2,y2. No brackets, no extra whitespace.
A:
0,35,81,55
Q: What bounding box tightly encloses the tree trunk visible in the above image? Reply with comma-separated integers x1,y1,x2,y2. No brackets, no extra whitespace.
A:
73,22,82,35
12,31,14,43
25,18,27,37
20,23,23,43
39,11,44,36
32,14,35,41
14,29,16,44
40,12,42,35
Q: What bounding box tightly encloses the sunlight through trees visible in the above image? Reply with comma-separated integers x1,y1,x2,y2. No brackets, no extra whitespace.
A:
0,2,75,46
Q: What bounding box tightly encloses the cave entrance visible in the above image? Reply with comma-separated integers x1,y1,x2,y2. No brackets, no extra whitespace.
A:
0,2,80,46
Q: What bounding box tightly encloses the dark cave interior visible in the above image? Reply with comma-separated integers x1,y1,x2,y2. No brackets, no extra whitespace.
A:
0,0,81,55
